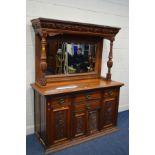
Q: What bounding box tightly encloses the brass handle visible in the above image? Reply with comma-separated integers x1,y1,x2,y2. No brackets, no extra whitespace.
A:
86,94,91,100
86,103,91,110
105,90,114,97
109,91,113,95
59,98,64,104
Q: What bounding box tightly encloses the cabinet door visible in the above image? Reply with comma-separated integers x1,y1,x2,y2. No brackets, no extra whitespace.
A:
73,100,101,136
74,112,87,137
87,100,101,133
51,106,70,144
103,99,116,128
88,109,100,133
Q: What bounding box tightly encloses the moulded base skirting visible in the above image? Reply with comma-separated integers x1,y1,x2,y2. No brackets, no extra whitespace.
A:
45,127,118,154
26,106,129,135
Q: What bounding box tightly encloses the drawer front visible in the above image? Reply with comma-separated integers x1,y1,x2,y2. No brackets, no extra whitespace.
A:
74,102,85,112
73,91,101,103
103,88,117,98
74,100,101,112
50,96,71,108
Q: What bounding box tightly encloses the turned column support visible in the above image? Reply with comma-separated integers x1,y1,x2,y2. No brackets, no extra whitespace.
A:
106,38,114,80
40,31,47,86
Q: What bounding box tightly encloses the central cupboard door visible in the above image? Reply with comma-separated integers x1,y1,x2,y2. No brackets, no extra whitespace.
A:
73,99,101,137
74,111,87,137
87,99,101,134
88,109,100,133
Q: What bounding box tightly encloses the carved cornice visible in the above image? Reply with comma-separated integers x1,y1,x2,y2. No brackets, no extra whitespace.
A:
31,18,120,39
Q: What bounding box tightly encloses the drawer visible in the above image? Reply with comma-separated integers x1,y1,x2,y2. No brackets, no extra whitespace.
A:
74,102,85,112
74,100,100,112
50,96,71,107
73,91,101,103
103,88,117,98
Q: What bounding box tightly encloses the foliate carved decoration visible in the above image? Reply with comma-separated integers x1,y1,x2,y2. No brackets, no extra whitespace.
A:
76,116,84,135
106,39,114,80
104,101,113,124
40,22,117,35
55,111,66,140
89,111,97,132
31,18,120,38
40,31,47,86
39,77,47,86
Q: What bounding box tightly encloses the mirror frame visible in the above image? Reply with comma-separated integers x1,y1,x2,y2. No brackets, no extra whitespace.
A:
45,39,103,82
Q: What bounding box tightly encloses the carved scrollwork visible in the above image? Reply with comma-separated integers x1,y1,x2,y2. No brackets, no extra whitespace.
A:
89,111,97,132
104,101,113,125
55,111,66,140
76,116,84,135
39,77,47,86
31,18,120,38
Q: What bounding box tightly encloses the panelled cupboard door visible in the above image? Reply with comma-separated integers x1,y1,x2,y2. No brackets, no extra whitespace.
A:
74,112,87,137
51,106,71,144
73,109,100,137
103,99,117,128
73,100,101,137
88,109,100,134
87,100,101,133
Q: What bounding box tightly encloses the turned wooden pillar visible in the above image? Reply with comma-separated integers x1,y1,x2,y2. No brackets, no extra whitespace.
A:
106,39,114,80
40,32,47,86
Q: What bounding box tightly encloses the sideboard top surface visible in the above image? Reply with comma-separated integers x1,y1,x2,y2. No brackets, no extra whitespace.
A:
31,78,124,96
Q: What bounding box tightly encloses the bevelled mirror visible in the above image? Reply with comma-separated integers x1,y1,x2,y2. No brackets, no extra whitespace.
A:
46,42,97,75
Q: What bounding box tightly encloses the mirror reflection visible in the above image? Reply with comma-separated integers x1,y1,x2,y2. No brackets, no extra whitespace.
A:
46,43,97,75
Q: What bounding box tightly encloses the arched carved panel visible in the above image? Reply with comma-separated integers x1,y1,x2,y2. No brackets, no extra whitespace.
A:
88,110,99,133
74,112,86,137
52,107,70,143
103,99,116,127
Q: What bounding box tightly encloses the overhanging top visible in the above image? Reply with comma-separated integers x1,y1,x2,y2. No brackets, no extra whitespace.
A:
31,17,121,39
31,78,124,96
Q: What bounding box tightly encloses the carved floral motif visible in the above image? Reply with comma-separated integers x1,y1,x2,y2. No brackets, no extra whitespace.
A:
89,111,97,132
104,101,113,124
55,111,66,140
76,116,84,135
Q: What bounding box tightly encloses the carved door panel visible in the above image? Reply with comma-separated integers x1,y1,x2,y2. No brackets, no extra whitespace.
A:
88,109,100,134
51,106,70,144
73,99,101,137
86,100,101,133
74,112,87,137
103,99,116,128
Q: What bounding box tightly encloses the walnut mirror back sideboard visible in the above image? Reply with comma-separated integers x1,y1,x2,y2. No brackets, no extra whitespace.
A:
31,18,124,154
